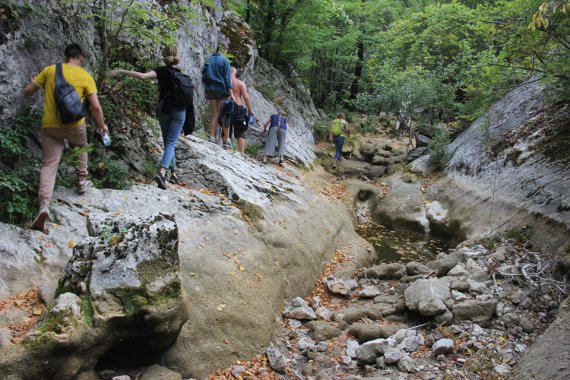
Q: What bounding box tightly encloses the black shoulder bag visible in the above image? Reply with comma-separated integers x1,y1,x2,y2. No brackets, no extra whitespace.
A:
54,63,85,123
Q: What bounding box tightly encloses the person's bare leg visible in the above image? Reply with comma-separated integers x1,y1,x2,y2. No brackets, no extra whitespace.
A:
209,99,221,139
236,137,245,153
222,126,230,142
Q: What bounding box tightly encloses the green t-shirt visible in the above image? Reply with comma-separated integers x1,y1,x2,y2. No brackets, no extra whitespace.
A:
331,119,347,136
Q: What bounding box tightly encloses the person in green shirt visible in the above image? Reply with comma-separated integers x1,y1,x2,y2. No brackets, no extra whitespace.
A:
329,113,349,168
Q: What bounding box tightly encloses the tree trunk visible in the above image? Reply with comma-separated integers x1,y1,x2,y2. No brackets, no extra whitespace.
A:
349,38,364,100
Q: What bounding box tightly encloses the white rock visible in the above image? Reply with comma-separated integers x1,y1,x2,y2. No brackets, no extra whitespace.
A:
296,336,315,351
283,297,317,320
495,364,510,375
384,348,402,364
346,339,359,358
432,338,454,355
52,292,81,316
447,264,469,277
359,285,381,298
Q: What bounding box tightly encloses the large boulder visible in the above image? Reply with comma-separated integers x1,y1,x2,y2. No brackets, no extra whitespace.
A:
0,213,189,379
452,299,497,324
508,296,570,380
404,278,451,317
370,174,429,233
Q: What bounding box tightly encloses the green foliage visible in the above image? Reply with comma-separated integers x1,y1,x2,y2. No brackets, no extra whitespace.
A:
240,0,569,131
504,225,534,243
56,144,95,189
244,143,263,157
0,110,42,224
89,158,131,190
141,157,159,178
427,129,451,171
256,83,277,100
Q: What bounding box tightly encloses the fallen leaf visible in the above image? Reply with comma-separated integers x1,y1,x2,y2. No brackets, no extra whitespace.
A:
68,240,76,249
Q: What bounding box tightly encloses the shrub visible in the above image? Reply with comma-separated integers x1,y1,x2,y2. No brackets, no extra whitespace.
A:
244,143,262,157
89,159,131,190
0,110,41,224
428,129,451,170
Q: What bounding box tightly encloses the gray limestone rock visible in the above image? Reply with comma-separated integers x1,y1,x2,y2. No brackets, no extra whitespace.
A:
333,306,369,324
0,213,190,380
373,294,400,304
0,307,29,326
346,339,359,358
447,264,469,277
397,355,417,372
409,155,437,176
508,297,570,380
323,276,354,295
370,174,429,233
383,348,402,364
297,336,316,351
349,323,407,344
266,344,288,374
362,263,406,280
139,365,182,380
432,338,454,355
359,285,382,298
400,335,422,353
452,299,498,323
0,327,12,349
306,321,342,342
405,278,451,316
283,297,317,320
518,317,535,333
76,370,100,380
406,261,433,276
355,338,396,364
427,251,466,277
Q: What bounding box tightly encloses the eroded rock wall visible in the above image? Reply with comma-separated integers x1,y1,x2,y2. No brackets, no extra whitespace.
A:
429,80,570,248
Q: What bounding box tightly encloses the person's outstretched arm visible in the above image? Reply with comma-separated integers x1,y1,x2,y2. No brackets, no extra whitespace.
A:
107,69,157,80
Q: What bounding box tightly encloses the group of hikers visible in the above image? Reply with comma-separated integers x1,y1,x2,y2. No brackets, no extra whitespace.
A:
22,43,347,233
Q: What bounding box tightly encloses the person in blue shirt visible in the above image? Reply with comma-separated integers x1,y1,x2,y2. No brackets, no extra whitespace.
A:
202,43,233,147
262,109,288,165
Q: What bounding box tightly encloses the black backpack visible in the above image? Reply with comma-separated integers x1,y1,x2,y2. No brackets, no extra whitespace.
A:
168,68,194,107
54,63,85,123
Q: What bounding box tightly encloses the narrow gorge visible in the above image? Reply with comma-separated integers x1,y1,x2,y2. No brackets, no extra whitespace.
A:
0,1,568,380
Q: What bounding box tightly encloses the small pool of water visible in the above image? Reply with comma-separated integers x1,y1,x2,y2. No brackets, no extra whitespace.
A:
356,223,453,263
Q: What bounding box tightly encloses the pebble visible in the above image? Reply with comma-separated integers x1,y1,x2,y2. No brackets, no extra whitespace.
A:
495,364,510,375
432,338,454,355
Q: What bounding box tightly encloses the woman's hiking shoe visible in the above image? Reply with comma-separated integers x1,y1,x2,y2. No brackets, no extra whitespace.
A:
154,173,167,190
169,173,179,185
32,205,49,233
223,140,232,150
77,179,93,194
278,158,284,165
208,136,217,143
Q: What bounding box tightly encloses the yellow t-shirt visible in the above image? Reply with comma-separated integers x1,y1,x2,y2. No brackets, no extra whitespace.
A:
33,64,97,128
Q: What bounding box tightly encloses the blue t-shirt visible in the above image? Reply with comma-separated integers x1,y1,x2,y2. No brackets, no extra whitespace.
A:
270,114,287,130
202,53,231,94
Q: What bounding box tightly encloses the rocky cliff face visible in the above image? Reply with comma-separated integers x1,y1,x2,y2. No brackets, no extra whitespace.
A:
428,79,570,249
0,1,339,377
0,0,317,166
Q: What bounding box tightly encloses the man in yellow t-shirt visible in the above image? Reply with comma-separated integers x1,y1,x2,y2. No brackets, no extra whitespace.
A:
23,43,108,233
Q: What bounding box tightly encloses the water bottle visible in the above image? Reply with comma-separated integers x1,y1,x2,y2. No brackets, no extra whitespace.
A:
101,130,112,147
248,114,254,125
